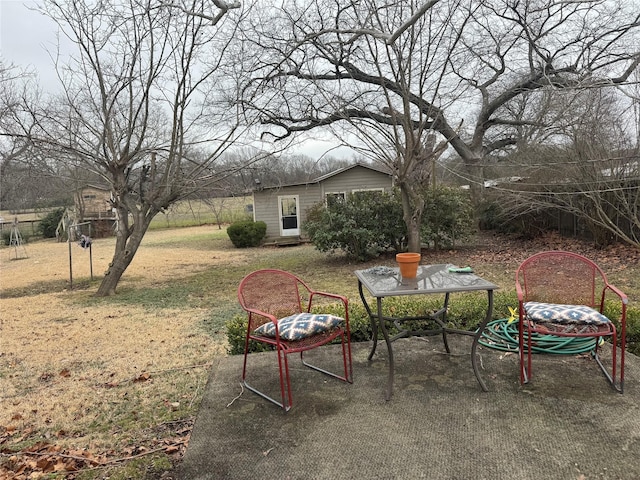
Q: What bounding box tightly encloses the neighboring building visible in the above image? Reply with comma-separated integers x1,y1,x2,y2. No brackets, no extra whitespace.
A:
76,184,114,219
252,163,393,244
75,185,116,238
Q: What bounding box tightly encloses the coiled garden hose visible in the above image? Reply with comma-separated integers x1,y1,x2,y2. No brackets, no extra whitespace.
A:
478,318,598,354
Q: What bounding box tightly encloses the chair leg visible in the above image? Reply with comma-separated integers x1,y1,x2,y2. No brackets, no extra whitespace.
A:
518,326,532,385
300,333,353,383
242,333,353,411
517,330,624,393
242,348,293,411
279,349,294,409
526,329,533,383
519,350,528,385
592,332,624,393
518,319,530,385
343,332,353,382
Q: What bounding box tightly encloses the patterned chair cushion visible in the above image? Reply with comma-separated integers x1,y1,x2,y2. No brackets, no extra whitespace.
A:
254,313,344,341
524,302,610,325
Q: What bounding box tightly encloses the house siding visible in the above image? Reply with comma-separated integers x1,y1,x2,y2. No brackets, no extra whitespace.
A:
253,164,393,242
320,167,392,195
253,184,322,240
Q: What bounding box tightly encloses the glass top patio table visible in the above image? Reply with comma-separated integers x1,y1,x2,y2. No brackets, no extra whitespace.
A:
355,264,498,297
355,264,499,400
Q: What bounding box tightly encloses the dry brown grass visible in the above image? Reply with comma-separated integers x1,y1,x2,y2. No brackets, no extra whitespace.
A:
1,226,238,476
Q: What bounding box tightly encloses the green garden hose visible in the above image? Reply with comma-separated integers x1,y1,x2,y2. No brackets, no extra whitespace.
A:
478,318,597,354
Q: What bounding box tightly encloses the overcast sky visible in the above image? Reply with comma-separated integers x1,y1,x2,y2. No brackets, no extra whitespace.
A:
0,0,357,160
1,1,70,88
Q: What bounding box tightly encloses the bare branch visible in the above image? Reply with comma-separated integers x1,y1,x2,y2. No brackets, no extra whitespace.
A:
387,0,443,44
159,0,241,26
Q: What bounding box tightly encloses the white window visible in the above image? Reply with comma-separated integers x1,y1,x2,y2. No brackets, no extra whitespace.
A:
325,192,346,207
351,188,385,194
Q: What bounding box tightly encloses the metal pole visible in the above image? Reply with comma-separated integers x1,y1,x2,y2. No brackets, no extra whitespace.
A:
68,233,73,289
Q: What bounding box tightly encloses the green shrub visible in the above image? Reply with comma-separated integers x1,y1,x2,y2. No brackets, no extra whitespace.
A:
38,207,66,238
226,291,522,355
226,290,640,357
226,221,267,248
303,190,406,261
420,186,474,249
225,314,275,355
304,187,476,260
627,309,640,357
604,300,640,357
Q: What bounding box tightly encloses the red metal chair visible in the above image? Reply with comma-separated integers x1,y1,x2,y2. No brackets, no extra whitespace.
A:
238,269,353,411
516,251,627,392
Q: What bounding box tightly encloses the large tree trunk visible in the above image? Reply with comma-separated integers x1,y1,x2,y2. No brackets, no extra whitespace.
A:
95,211,153,297
460,156,484,209
405,216,422,253
399,184,423,253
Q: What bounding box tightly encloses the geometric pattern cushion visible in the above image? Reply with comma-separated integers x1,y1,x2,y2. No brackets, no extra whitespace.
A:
254,313,344,341
524,302,610,325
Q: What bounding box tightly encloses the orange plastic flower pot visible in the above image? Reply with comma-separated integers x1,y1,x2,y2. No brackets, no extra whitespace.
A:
396,252,421,278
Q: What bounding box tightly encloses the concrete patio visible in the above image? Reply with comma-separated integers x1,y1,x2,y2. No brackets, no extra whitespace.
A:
176,336,640,479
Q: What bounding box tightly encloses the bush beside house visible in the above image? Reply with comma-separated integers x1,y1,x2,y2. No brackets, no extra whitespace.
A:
226,220,267,248
303,187,474,261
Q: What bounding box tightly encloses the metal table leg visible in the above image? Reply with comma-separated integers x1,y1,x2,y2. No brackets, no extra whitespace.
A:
359,280,494,397
358,281,379,361
376,297,395,401
358,282,394,399
470,289,494,392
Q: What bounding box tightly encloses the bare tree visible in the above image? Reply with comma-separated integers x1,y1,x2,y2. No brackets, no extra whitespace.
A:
1,63,36,208
12,0,245,295
237,0,640,252
0,62,77,211
489,87,640,247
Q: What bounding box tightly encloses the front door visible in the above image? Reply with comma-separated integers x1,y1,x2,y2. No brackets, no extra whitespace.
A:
279,195,299,236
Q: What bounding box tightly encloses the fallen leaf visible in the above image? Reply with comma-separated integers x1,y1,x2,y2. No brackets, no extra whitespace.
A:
133,372,151,382
165,445,180,454
36,457,54,472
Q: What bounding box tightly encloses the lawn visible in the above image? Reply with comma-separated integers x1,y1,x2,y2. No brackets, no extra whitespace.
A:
1,225,638,478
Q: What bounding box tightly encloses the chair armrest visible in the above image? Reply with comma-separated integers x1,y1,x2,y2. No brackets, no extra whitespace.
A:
242,306,278,321
604,283,629,305
307,291,349,327
308,291,349,308
601,283,628,327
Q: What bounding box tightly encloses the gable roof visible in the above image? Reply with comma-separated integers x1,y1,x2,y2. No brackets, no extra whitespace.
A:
259,162,392,191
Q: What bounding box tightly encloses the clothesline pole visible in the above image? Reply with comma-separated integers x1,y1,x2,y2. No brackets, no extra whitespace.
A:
68,221,93,289
68,233,73,289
